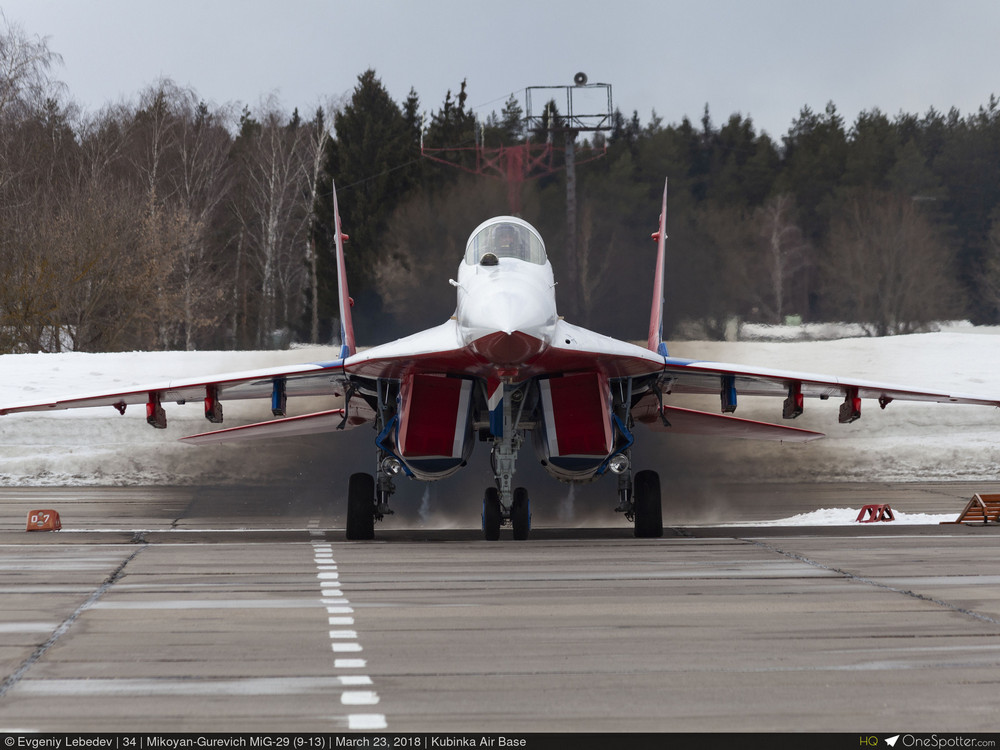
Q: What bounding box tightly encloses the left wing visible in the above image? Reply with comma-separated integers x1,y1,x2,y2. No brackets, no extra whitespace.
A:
658,356,1000,413
632,397,824,442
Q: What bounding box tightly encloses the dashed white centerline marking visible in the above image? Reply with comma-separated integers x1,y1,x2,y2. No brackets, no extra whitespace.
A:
341,676,372,686
332,643,363,653
311,541,384,729
335,659,367,669
342,690,380,705
349,715,387,730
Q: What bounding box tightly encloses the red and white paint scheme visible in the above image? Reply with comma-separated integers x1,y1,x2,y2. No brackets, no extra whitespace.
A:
3,178,999,541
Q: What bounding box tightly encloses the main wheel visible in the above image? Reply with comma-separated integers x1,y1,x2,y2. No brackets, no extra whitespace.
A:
482,487,501,541
346,472,376,540
633,470,663,538
511,487,531,541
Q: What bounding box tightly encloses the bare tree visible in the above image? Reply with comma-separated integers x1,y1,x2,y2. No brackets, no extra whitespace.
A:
232,101,311,346
376,177,507,333
41,182,171,351
754,193,808,323
170,96,234,349
0,13,63,120
822,189,960,335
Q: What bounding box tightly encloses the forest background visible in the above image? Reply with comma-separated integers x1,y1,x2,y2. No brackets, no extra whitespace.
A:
4,18,1000,354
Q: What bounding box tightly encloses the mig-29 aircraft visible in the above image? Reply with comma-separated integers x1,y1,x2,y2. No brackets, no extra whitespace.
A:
3,179,998,540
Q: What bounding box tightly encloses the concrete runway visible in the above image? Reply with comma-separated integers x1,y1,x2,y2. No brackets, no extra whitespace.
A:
0,482,999,733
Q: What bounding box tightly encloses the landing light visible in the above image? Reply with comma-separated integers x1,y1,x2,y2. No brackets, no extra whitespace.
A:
608,454,630,475
380,457,403,476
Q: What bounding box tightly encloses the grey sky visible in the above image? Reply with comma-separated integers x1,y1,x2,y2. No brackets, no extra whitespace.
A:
3,0,1000,139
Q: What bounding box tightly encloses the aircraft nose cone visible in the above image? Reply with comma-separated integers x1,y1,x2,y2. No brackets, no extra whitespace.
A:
471,330,545,366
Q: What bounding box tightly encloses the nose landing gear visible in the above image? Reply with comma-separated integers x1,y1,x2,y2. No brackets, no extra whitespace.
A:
481,485,532,541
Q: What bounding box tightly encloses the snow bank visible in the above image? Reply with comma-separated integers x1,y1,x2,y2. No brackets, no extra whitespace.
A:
717,508,954,527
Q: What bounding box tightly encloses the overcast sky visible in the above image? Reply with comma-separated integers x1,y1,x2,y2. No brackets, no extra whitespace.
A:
3,0,1000,139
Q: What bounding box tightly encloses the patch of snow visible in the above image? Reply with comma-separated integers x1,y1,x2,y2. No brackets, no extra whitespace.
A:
714,507,954,527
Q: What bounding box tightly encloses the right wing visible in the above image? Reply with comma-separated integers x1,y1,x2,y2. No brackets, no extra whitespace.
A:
0,360,348,417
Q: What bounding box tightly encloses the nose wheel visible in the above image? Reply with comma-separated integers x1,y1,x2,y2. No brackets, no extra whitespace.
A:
482,486,531,541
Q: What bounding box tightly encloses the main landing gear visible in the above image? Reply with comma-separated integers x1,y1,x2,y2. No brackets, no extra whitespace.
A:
616,468,663,538
346,472,377,541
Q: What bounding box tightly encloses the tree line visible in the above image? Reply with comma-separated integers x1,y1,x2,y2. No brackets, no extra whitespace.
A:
3,18,1000,354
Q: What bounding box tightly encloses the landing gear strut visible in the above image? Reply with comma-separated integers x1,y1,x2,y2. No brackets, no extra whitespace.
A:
481,382,531,541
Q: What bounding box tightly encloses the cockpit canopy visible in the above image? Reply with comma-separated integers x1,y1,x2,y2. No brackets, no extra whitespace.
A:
465,217,547,266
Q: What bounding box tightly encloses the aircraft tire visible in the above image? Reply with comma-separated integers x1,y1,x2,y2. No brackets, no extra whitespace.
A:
511,487,531,540
482,487,502,541
346,472,376,541
633,470,663,538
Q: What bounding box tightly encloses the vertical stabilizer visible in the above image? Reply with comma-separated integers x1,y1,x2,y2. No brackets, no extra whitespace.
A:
647,178,668,356
332,180,357,359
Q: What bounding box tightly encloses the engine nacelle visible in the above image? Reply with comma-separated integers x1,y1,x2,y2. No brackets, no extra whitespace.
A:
534,372,613,481
397,374,474,480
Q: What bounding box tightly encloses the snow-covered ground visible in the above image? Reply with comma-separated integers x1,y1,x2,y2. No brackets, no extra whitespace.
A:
719,508,954,526
0,330,998,525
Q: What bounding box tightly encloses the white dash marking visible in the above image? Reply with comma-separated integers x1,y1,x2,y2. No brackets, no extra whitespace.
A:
329,630,358,639
335,659,367,669
329,617,355,625
332,643,363,653
341,676,373,686
348,714,387,730
342,691,380,705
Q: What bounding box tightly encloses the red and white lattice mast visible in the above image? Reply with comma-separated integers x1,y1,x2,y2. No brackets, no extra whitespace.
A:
422,75,613,316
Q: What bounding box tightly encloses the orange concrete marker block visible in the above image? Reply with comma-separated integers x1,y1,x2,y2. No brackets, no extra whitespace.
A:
26,509,61,531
